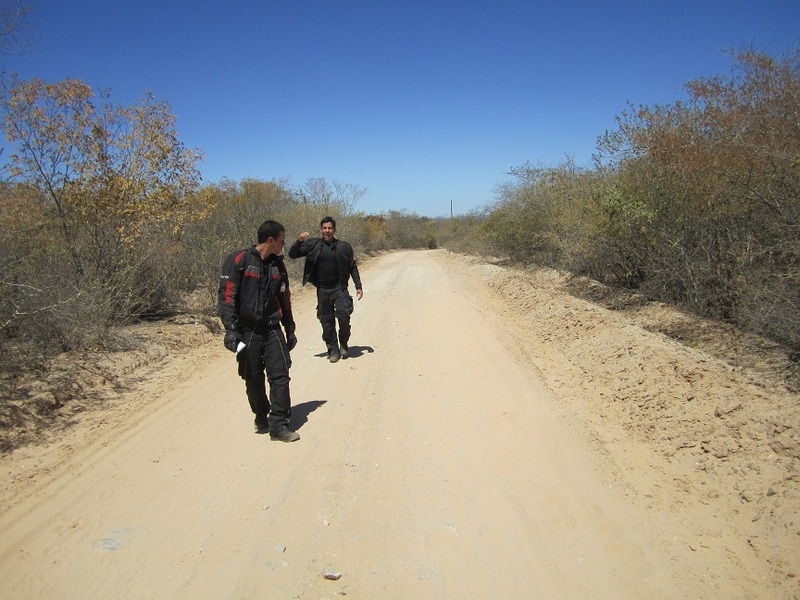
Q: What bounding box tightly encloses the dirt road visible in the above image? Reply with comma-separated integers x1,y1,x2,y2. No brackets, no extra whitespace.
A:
1,250,797,599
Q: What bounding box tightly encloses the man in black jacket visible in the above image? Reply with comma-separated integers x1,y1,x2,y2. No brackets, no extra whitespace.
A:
218,220,300,442
288,216,363,363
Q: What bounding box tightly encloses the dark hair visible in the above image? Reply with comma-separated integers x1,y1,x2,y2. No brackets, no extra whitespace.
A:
257,220,285,243
320,215,336,230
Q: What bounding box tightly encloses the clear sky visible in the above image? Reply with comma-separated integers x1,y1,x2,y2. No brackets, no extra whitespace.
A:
2,1,798,217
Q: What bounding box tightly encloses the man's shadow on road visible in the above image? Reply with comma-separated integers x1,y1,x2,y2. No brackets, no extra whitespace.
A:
313,345,375,360
290,400,327,431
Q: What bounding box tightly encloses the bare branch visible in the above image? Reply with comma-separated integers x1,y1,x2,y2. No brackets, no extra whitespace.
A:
0,1,35,55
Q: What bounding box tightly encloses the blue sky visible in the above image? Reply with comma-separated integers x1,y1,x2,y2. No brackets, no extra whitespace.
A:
2,1,798,217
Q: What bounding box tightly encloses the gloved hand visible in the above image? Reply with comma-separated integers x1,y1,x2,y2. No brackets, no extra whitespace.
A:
286,332,298,351
224,329,243,353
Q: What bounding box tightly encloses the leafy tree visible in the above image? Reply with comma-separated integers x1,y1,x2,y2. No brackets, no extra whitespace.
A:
596,48,799,346
481,159,600,270
0,77,203,287
180,178,299,306
0,76,204,341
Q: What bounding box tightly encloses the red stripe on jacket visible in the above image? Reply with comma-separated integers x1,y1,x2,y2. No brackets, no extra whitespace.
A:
225,250,248,305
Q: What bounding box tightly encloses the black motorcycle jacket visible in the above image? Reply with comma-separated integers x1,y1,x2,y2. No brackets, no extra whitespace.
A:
288,237,362,290
218,247,295,334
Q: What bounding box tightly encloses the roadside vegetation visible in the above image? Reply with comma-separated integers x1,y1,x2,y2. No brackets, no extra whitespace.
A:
1,46,797,446
482,49,799,355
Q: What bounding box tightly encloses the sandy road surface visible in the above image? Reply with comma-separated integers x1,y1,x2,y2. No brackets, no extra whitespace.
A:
1,250,797,599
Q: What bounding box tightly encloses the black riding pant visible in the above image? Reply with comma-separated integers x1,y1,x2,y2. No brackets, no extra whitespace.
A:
238,325,292,431
316,285,353,349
